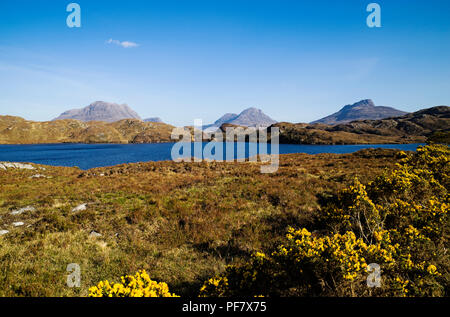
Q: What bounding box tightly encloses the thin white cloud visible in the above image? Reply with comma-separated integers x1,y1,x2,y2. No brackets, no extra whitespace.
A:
344,57,379,81
106,39,139,48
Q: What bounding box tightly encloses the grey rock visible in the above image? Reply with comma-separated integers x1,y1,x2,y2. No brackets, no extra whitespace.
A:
89,231,102,238
12,222,24,227
11,206,35,215
0,230,9,236
0,162,35,170
29,174,49,179
72,203,87,212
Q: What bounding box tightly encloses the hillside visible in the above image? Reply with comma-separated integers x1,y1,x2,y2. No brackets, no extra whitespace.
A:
311,99,408,125
53,101,142,122
272,106,449,144
0,116,175,144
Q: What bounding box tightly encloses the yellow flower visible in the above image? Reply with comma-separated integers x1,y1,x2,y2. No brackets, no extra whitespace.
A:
89,270,178,297
427,264,438,275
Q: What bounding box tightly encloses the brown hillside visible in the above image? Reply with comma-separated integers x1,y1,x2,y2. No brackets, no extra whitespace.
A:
0,117,175,144
271,106,449,144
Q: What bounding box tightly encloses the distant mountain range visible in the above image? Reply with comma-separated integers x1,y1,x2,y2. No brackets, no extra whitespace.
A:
1,105,448,145
204,107,277,131
1,99,448,145
53,102,279,128
311,99,408,125
52,99,406,128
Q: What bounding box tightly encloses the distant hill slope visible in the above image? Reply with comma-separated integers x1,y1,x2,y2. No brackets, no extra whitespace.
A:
272,106,449,144
0,117,175,144
53,101,141,123
204,107,277,131
144,117,163,123
212,113,239,126
311,99,408,125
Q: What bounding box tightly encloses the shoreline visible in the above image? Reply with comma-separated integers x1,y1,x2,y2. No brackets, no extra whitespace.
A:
0,146,419,171
0,141,426,146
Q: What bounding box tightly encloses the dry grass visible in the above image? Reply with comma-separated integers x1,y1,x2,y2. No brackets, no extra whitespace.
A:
0,149,399,296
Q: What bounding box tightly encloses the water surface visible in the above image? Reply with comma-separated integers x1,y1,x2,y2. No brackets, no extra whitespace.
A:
0,143,423,170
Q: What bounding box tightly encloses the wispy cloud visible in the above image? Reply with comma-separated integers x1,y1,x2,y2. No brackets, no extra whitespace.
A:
106,39,139,48
342,57,380,81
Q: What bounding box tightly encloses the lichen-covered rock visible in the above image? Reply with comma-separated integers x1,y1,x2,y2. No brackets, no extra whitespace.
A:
10,206,36,215
72,203,87,212
0,162,35,170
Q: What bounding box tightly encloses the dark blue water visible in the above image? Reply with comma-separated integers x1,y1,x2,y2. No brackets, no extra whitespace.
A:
0,143,423,170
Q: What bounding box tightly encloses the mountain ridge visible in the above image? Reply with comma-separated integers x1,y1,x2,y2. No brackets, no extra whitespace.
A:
273,105,449,145
311,99,408,125
1,102,448,145
204,107,277,131
53,101,142,123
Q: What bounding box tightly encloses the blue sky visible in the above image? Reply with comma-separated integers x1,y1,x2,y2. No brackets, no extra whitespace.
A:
0,0,449,126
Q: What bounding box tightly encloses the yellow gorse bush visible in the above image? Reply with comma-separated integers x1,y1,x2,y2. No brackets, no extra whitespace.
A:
200,145,449,297
89,270,178,297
